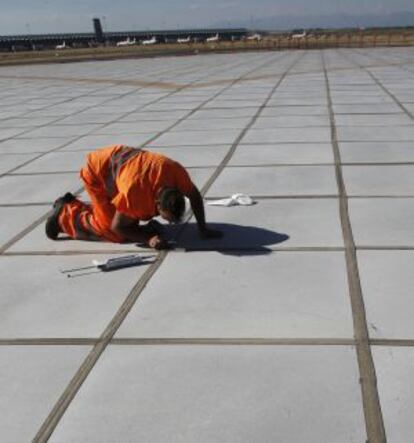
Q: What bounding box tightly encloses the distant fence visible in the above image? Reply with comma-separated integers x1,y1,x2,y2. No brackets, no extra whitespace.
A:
0,31,413,65
241,32,414,50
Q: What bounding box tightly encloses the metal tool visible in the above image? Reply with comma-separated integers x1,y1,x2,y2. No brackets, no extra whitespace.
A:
60,254,153,278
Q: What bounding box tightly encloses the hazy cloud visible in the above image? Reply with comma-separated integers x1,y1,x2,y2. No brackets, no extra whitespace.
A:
218,2,238,9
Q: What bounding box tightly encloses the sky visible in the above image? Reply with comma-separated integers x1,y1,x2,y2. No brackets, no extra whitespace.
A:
1,0,414,35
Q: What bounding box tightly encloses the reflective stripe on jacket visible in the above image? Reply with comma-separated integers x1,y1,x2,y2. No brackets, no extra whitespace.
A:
105,147,142,198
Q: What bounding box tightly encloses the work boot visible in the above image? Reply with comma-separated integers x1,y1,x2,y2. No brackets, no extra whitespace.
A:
45,192,76,240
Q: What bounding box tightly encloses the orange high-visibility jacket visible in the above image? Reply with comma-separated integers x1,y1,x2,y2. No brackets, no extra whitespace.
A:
82,145,194,220
58,145,194,242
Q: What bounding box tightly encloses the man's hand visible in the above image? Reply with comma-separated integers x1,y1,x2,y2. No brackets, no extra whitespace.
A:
199,227,223,239
187,186,223,240
148,234,169,250
112,212,168,247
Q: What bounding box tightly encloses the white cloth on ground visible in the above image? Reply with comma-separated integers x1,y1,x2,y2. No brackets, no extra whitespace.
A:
206,193,255,207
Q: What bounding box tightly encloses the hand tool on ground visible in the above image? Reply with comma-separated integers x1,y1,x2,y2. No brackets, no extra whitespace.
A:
60,254,154,278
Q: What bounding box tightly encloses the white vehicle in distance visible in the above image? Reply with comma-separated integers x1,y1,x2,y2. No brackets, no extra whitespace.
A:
55,41,66,49
206,33,219,42
246,33,262,41
177,36,191,43
116,37,136,47
141,36,157,45
291,31,306,39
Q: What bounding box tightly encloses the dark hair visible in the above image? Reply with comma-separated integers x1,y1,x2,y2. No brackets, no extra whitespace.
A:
158,187,185,221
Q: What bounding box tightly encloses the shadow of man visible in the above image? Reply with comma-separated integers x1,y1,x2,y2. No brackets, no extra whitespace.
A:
172,222,289,256
55,220,289,257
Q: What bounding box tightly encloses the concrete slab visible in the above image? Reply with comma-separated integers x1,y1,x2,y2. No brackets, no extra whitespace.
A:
252,115,330,128
145,145,229,167
4,48,414,442
331,91,383,98
16,151,87,173
230,143,334,165
0,153,39,174
0,110,24,119
203,99,262,108
0,116,59,128
372,347,414,443
260,106,329,116
119,110,189,122
339,142,414,163
337,126,414,142
49,346,366,443
358,251,414,339
243,127,331,144
144,102,201,112
150,129,241,146
32,109,85,118
0,173,80,204
0,254,154,338
0,137,76,154
81,104,138,114
59,134,156,151
335,114,412,126
343,165,414,196
58,113,127,125
266,97,327,106
94,120,178,135
330,95,393,105
178,198,343,249
171,117,252,131
8,226,150,253
219,92,269,100
0,206,48,248
189,108,258,119
333,104,403,114
182,166,214,189
116,251,353,338
0,127,26,140
20,124,101,138
348,198,414,247
207,165,337,197
0,346,91,443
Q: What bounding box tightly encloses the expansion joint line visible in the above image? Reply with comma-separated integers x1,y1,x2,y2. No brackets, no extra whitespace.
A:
363,67,414,121
201,51,306,196
135,50,294,151
0,77,179,178
174,50,306,241
2,52,254,178
32,51,300,443
2,58,414,90
0,80,154,176
322,51,386,443
32,250,168,443
0,55,263,255
336,48,414,121
352,48,414,77
0,186,84,255
3,337,414,347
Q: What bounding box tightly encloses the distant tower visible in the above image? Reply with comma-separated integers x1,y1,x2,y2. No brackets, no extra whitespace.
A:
93,18,104,43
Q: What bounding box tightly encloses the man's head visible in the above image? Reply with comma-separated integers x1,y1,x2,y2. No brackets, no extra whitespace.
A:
157,187,186,223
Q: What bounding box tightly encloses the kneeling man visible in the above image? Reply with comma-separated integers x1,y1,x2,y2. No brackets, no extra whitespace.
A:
45,144,221,249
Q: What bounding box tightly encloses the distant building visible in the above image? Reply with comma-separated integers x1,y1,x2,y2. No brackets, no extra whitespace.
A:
0,28,248,51
93,18,104,43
